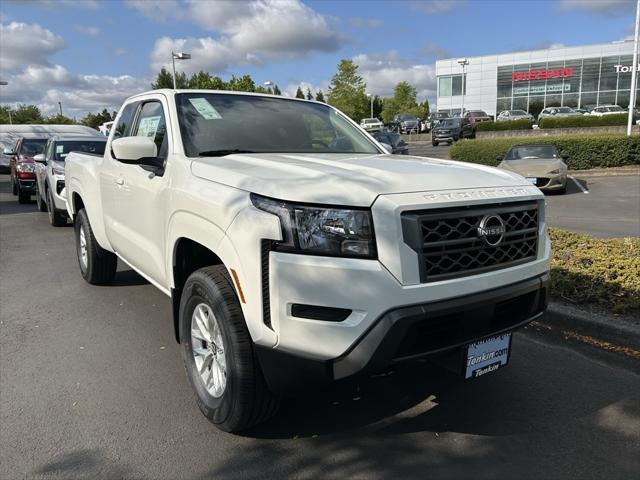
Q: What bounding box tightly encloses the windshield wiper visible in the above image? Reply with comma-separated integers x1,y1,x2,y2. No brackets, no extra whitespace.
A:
198,149,257,157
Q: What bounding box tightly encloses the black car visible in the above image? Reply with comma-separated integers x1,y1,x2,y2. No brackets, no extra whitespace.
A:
431,117,475,146
370,129,409,155
389,114,421,134
424,112,449,132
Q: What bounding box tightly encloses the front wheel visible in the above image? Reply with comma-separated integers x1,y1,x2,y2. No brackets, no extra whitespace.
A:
17,187,30,204
36,186,47,212
12,178,17,196
74,208,117,284
180,266,279,432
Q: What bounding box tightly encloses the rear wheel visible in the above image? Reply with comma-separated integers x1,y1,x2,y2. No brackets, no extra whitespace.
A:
47,189,67,226
74,208,117,284
180,265,279,432
17,186,30,204
12,178,17,195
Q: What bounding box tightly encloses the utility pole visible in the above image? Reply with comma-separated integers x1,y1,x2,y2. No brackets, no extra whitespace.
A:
58,102,63,116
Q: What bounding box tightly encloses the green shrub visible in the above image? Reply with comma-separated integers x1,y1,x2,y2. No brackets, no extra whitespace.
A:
539,113,629,129
449,134,640,170
475,119,533,131
549,228,639,314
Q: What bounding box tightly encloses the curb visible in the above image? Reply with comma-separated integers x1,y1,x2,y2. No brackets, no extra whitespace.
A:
541,300,640,353
569,167,639,178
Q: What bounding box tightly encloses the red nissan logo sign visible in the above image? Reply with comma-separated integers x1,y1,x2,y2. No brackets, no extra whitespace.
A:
512,66,573,82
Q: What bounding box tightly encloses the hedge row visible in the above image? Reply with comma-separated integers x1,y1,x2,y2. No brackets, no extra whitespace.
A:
538,113,630,129
549,228,639,314
449,134,640,170
475,119,533,131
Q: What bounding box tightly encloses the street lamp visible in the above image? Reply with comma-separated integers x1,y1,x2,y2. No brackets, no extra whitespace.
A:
58,102,63,116
627,0,639,136
457,58,469,116
171,51,191,89
366,93,373,118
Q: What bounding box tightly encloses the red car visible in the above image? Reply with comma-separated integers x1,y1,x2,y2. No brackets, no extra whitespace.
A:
7,135,48,204
463,110,493,123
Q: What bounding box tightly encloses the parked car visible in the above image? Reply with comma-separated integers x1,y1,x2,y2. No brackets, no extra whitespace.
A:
370,129,409,154
537,106,580,122
66,89,549,432
573,108,588,115
497,110,535,122
590,105,625,116
359,118,384,130
389,113,420,133
6,135,48,204
34,135,107,226
463,110,492,123
423,112,449,132
496,144,567,193
431,117,476,145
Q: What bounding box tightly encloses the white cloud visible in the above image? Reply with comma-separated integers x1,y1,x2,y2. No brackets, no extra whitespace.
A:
347,17,383,28
74,25,100,36
353,51,437,101
285,80,331,98
420,42,451,60
149,0,348,74
125,0,179,21
404,0,468,14
555,0,636,16
0,21,65,71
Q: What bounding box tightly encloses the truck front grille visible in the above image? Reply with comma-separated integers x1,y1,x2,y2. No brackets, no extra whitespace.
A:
402,201,539,282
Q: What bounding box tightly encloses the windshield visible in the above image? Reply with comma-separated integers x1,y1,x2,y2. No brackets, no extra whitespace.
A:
506,145,557,160
470,111,486,116
21,139,47,156
176,93,380,157
607,106,623,112
557,107,573,113
53,140,106,162
509,110,527,115
439,119,460,127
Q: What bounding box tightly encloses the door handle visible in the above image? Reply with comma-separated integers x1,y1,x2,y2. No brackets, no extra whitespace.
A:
115,177,124,186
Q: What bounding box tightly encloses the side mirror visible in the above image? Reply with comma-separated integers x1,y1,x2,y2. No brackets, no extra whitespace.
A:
496,155,503,161
3,147,14,155
34,154,46,164
112,136,157,162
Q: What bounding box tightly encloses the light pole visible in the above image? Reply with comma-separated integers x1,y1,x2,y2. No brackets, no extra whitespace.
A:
366,93,373,118
627,0,639,136
0,81,10,124
457,58,469,116
58,102,63,116
171,51,191,89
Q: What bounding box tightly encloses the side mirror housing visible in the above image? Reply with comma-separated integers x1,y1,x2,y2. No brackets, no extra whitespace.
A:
33,154,46,163
111,136,157,162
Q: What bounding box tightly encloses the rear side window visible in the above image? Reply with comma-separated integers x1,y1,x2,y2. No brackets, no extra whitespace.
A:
113,102,139,138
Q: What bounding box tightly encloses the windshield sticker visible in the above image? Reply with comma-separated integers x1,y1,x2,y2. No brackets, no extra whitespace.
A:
137,116,161,138
188,98,222,120
56,145,64,153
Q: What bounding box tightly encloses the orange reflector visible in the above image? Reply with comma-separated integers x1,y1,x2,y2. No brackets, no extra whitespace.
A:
230,268,246,304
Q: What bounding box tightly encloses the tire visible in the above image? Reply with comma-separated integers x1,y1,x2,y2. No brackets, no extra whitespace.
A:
180,265,279,432
36,186,47,212
18,187,30,204
47,188,67,226
74,208,117,284
432,141,438,146
12,178,17,196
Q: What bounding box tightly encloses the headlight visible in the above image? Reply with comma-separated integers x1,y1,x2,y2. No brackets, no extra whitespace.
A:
16,163,35,173
251,194,376,258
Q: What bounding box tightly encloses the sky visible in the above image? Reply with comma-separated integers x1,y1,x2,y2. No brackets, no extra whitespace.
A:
0,0,636,118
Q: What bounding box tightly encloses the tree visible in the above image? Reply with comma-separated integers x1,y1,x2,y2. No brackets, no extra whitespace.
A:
315,90,325,102
151,67,174,89
0,105,14,124
188,71,225,90
272,84,282,95
80,108,114,129
295,86,305,99
380,81,424,124
306,88,313,100
43,114,75,125
372,95,384,119
228,74,256,92
327,59,368,121
12,104,44,124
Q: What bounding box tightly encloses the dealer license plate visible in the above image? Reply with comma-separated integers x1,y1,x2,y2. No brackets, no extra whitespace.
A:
465,333,511,379
526,177,537,185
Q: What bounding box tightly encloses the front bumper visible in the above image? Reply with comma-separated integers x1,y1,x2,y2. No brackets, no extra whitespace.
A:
256,273,549,394
537,174,566,191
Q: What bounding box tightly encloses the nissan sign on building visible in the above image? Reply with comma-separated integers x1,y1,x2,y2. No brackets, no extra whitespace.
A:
436,40,638,118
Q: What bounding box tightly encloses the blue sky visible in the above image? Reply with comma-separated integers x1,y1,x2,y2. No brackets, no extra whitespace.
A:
0,0,636,117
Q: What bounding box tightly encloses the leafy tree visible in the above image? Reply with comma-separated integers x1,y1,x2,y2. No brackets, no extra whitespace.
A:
327,59,368,121
227,74,256,92
306,88,313,100
295,86,305,99
372,95,384,119
381,81,426,124
80,108,114,129
0,105,14,124
188,71,225,90
151,67,174,89
417,99,430,118
315,90,325,102
272,84,282,95
43,114,75,125
12,104,44,124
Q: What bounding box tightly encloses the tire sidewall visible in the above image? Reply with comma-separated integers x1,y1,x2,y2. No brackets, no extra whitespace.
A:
47,189,55,225
180,273,238,426
75,210,89,277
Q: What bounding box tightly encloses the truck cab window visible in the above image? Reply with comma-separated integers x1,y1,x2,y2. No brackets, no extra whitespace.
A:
134,101,167,158
113,102,138,139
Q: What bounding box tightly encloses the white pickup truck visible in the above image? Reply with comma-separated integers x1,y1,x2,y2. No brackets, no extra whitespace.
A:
66,89,550,432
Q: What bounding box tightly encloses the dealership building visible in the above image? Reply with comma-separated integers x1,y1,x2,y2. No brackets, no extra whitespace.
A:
435,40,638,117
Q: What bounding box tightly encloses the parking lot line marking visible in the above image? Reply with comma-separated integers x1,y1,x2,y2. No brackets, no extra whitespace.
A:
569,176,589,194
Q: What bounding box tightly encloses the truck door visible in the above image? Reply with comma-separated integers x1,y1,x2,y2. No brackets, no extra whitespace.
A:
101,98,170,287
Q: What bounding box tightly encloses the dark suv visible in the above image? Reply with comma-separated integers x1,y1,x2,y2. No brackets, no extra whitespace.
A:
7,136,48,204
389,114,421,134
431,117,475,146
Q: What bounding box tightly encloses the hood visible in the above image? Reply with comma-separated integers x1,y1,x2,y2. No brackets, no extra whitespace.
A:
191,153,530,206
500,158,565,177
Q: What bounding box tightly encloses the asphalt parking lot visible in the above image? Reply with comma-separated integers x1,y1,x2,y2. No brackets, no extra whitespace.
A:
1,175,639,479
